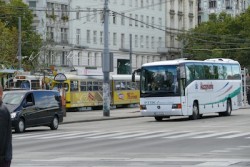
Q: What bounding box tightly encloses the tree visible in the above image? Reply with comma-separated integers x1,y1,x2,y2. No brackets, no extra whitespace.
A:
0,22,18,68
0,0,42,70
180,10,250,68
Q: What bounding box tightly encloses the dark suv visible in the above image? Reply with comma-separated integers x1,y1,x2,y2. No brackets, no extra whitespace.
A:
3,90,63,133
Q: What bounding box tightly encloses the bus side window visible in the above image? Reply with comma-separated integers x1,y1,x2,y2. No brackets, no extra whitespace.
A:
218,64,224,79
232,65,241,80
185,64,195,84
213,65,219,79
195,64,205,79
80,81,86,91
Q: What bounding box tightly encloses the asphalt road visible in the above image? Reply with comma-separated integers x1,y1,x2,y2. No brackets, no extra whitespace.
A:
12,108,250,167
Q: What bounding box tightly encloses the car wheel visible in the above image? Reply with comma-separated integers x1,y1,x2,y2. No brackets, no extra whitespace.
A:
15,118,25,133
50,116,59,130
189,102,199,120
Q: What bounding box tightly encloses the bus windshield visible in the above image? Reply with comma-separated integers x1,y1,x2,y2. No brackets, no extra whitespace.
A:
141,65,179,96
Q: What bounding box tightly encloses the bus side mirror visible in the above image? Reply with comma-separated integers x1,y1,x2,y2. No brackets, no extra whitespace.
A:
132,68,141,82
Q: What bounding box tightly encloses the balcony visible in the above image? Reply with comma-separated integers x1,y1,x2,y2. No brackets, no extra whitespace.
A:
178,11,183,16
189,13,194,18
157,47,168,54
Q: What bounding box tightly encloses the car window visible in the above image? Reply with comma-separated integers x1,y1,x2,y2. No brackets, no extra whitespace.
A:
33,91,48,109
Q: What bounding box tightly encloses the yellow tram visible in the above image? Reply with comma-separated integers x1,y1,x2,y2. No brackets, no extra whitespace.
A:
52,74,140,111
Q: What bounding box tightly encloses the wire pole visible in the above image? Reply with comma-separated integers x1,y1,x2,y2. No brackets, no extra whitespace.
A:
18,17,22,70
129,34,132,74
103,0,110,117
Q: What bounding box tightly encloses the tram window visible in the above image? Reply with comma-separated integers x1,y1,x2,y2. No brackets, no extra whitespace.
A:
131,82,136,90
93,81,99,91
136,81,140,89
87,81,92,91
121,81,126,90
70,81,79,91
98,81,103,91
115,81,121,90
80,81,87,91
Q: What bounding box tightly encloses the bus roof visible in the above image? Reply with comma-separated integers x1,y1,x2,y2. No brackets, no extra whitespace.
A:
142,58,240,67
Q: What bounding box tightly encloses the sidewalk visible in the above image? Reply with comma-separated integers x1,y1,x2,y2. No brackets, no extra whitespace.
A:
62,104,250,124
62,107,141,124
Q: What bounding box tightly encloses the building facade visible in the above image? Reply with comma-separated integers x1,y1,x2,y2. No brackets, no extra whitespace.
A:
165,0,198,58
198,0,249,24
23,0,167,74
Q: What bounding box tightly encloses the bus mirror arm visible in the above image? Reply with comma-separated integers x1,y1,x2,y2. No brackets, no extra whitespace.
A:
132,68,141,82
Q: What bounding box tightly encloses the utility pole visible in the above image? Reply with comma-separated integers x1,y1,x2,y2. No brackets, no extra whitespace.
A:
103,0,110,116
18,17,22,70
129,34,132,74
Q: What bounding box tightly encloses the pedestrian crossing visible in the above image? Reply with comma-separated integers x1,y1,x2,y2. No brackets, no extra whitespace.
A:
13,130,250,140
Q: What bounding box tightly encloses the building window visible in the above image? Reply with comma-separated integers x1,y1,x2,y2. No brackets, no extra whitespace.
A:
158,37,162,48
209,0,217,8
129,0,132,6
178,16,183,29
88,52,91,66
141,0,144,8
135,0,138,7
113,12,116,24
129,14,133,26
113,33,117,46
146,0,149,8
93,31,97,44
61,28,68,43
76,10,80,19
151,36,155,49
140,35,144,48
100,31,103,44
77,52,81,66
87,30,91,43
170,35,174,48
93,9,97,22
86,8,90,22
121,33,125,48
151,17,154,29
225,0,232,9
47,26,54,41
121,13,125,25
146,16,149,28
140,15,144,27
135,14,138,26
178,0,183,11
158,18,162,28
151,0,154,10
135,35,138,48
94,53,98,66
146,36,149,48
159,0,162,10
29,1,36,8
76,29,80,45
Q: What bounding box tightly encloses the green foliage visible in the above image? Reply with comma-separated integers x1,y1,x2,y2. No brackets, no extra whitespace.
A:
0,0,42,70
181,9,250,69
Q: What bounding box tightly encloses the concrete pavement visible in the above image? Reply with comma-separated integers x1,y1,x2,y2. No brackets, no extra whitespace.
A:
62,104,250,124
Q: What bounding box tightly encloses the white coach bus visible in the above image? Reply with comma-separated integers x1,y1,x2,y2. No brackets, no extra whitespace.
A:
132,58,243,121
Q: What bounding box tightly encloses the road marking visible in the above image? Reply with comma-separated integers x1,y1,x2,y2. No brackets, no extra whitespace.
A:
137,131,189,139
163,131,213,138
191,131,240,139
218,132,250,139
87,131,146,139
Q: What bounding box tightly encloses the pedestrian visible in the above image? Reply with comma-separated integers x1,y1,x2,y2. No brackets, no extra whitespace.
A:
0,84,12,167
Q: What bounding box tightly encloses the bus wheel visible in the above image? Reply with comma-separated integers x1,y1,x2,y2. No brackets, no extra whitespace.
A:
224,100,232,116
155,116,163,121
189,102,199,120
15,118,25,133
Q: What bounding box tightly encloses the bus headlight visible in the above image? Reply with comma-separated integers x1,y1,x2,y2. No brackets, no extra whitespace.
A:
172,104,182,109
140,105,147,110
11,112,17,119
